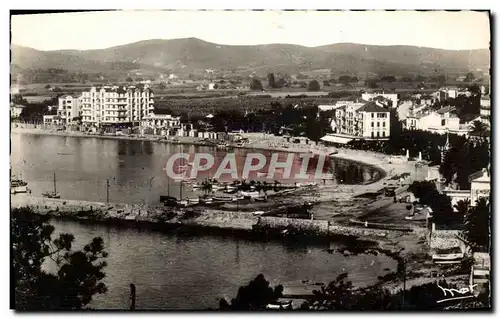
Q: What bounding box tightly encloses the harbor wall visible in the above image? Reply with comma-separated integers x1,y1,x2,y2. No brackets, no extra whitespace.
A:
11,195,404,239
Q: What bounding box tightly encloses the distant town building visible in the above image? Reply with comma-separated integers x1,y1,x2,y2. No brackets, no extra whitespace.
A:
403,106,471,136
321,101,390,144
43,115,63,125
480,95,491,126
80,86,154,127
361,92,398,108
140,112,181,128
469,168,490,206
57,95,81,125
10,103,24,118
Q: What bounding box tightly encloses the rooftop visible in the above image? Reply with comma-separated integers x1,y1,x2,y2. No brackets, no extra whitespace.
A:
436,106,456,115
357,101,389,113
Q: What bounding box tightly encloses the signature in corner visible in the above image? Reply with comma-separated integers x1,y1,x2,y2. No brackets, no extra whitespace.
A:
436,283,477,303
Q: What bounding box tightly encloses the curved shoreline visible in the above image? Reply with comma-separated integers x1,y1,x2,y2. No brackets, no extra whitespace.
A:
11,128,396,184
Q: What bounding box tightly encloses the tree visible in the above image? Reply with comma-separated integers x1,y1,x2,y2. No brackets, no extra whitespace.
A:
380,75,396,83
464,72,475,83
308,80,321,91
126,77,133,82
250,79,263,91
12,208,108,310
219,274,283,310
463,197,490,249
471,120,488,133
267,73,276,88
436,74,447,85
158,82,166,90
44,84,51,89
415,75,427,82
135,77,143,82
454,199,470,221
311,273,354,309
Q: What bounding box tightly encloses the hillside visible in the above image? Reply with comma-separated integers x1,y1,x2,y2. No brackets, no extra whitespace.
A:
11,38,490,81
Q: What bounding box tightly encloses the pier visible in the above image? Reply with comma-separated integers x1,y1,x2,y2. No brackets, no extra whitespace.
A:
11,194,407,240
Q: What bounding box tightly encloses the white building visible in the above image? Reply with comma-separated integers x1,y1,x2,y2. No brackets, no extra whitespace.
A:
361,92,398,108
10,104,24,118
321,101,390,144
404,106,471,136
80,86,154,127
140,113,181,128
43,115,63,125
480,95,491,125
469,168,490,206
57,95,81,125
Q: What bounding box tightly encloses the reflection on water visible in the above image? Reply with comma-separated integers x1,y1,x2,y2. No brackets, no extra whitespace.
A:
11,133,381,204
44,219,397,310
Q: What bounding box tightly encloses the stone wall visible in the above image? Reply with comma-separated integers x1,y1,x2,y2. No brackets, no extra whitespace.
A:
258,217,329,233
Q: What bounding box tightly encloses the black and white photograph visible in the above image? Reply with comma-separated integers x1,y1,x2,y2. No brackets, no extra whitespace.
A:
9,9,492,311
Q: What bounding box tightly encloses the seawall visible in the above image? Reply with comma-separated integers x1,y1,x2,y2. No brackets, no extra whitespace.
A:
11,195,408,240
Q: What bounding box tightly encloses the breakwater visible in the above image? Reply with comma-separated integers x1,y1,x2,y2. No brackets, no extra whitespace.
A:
11,195,408,240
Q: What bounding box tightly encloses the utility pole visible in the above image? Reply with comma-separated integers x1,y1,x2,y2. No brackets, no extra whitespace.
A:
106,179,110,203
129,283,136,310
401,257,406,309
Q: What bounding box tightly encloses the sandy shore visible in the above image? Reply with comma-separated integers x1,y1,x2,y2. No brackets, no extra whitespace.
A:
11,127,428,207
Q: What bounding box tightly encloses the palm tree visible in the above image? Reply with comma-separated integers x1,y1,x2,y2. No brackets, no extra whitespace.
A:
202,180,213,195
471,120,488,133
463,197,490,249
454,199,470,222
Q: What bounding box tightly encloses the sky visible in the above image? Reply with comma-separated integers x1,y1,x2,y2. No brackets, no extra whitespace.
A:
11,10,490,51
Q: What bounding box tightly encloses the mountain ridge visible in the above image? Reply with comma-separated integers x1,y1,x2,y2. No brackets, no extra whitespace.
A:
11,37,490,79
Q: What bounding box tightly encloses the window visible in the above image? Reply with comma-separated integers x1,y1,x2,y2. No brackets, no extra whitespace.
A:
371,113,374,118
371,122,374,127
371,132,374,138
377,131,380,137
383,131,386,137
377,122,380,127
383,122,386,127
441,119,446,126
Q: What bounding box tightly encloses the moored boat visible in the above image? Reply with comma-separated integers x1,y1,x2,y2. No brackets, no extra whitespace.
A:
42,173,61,199
213,196,233,202
240,191,260,198
11,178,28,194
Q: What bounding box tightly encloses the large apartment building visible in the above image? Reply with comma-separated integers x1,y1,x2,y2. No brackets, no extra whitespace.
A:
480,95,491,126
57,95,81,125
80,86,154,127
326,101,390,141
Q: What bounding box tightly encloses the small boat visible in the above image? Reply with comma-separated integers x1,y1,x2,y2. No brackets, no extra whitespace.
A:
177,200,189,207
191,183,203,189
253,211,266,216
240,191,260,198
211,185,225,191
213,196,233,202
42,173,61,199
234,194,245,201
11,179,28,194
254,196,268,202
188,198,199,204
224,186,238,194
199,197,214,205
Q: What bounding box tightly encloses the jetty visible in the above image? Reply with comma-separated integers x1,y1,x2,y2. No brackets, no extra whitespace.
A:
11,194,409,240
